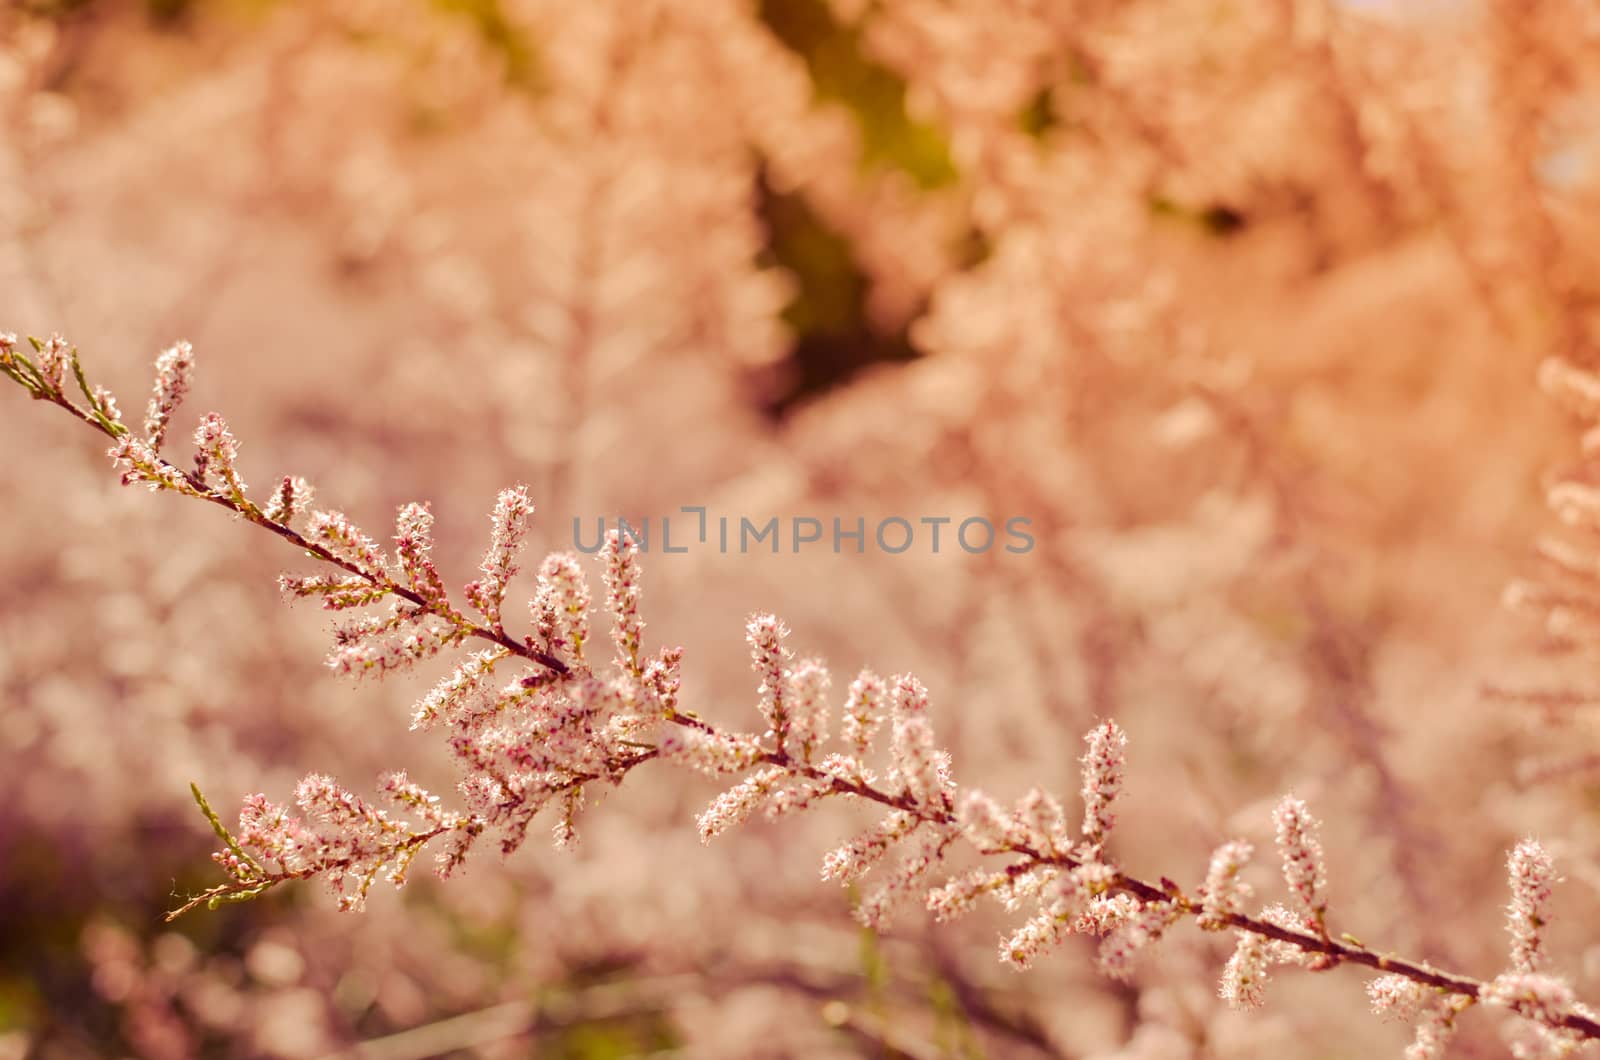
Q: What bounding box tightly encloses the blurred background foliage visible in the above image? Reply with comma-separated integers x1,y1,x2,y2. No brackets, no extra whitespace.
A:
24,0,963,416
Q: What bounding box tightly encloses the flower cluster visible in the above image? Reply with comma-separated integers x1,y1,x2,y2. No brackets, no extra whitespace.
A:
1272,796,1329,936
1362,838,1592,1058
194,508,679,909
8,333,1600,1055
1507,838,1557,974
143,340,193,452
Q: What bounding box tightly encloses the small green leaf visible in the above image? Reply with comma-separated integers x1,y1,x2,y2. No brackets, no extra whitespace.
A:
8,349,49,392
95,410,129,436
69,348,94,403
190,782,266,879
0,360,41,395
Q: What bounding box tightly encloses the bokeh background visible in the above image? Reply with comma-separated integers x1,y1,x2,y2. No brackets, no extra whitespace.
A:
5,0,1600,1056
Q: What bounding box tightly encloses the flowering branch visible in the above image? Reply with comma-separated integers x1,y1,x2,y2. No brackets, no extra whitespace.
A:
7,331,1599,1054
0,332,570,678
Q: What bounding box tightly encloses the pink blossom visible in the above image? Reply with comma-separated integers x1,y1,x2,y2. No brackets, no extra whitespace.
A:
466,485,533,631
1507,838,1558,973
394,502,449,604
411,649,507,730
695,765,791,841
1017,788,1070,857
193,412,247,503
889,674,941,808
277,574,391,611
262,475,314,525
1368,974,1429,1021
90,385,121,426
957,790,1016,853
999,862,1118,969
1273,795,1328,932
553,788,583,850
306,510,389,580
1408,1005,1465,1060
1076,892,1140,935
1481,972,1575,1028
746,613,790,743
856,828,951,929
36,333,69,391
639,646,684,715
659,728,765,776
1079,720,1127,851
821,810,917,883
1199,839,1254,929
144,340,194,451
1368,978,1471,1058
1097,899,1181,980
1219,931,1274,1010
926,868,1010,922
326,617,454,679
379,772,451,831
842,669,887,759
1406,998,1469,1060
999,895,1077,970
535,552,592,664
603,530,645,674
108,435,204,497
784,658,830,761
